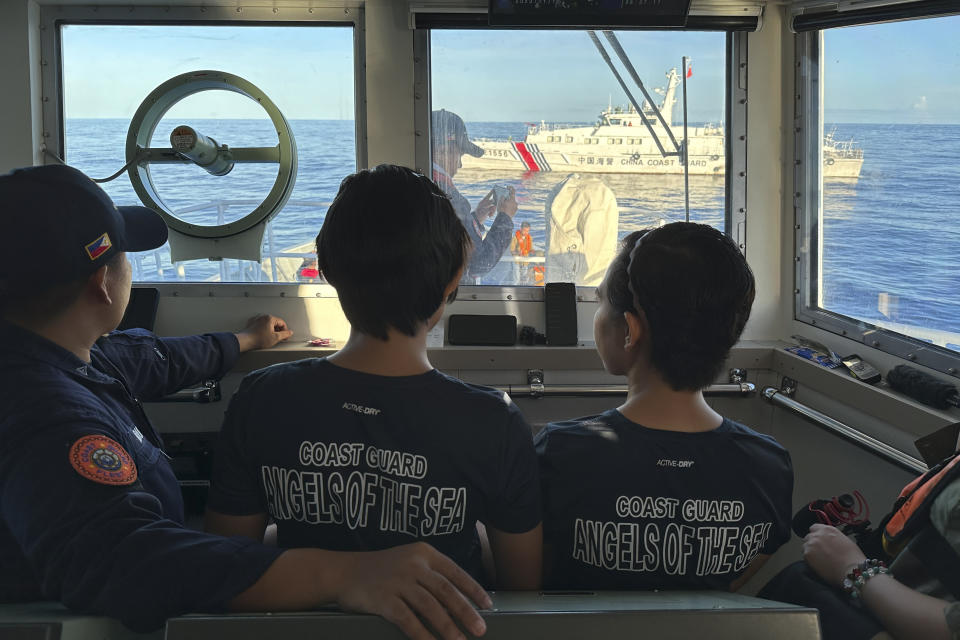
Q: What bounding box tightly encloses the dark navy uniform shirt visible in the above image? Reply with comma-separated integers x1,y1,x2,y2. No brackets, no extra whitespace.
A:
0,322,283,631
536,410,793,590
208,358,541,579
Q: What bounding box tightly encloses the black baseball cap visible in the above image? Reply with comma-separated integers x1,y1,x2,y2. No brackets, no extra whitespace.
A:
0,164,168,293
431,109,484,158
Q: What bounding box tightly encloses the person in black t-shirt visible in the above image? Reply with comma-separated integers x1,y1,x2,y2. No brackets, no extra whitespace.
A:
206,164,542,590
536,222,793,591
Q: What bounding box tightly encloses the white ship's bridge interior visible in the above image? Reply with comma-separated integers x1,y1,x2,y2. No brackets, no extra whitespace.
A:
1,0,959,638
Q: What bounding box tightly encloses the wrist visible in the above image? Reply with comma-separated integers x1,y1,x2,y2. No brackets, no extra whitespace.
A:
841,558,889,599
838,561,862,585
308,549,352,605
234,332,257,352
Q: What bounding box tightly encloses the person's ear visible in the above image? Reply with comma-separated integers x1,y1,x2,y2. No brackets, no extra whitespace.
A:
89,265,113,305
444,267,464,303
623,309,647,352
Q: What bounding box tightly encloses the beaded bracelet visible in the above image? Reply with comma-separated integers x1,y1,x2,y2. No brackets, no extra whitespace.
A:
841,559,889,599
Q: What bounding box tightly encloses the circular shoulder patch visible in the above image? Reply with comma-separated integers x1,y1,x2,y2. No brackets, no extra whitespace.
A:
69,435,138,486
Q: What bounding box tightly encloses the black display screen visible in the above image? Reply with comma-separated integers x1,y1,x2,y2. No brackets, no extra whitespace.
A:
489,0,692,27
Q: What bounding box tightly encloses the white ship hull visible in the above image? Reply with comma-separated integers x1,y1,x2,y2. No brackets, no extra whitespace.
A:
461,133,863,178
462,137,722,176
459,67,862,179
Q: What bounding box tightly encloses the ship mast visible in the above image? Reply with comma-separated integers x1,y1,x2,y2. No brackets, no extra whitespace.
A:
588,30,682,159
659,68,681,126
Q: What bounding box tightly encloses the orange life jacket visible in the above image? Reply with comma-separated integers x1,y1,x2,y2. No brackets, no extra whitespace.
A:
874,451,960,597
533,265,545,286
882,452,960,554
514,230,532,256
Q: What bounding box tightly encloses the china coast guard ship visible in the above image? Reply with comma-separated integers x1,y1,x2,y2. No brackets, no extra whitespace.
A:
462,68,864,178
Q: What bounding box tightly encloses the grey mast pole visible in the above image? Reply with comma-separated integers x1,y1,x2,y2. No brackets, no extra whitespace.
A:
682,56,690,223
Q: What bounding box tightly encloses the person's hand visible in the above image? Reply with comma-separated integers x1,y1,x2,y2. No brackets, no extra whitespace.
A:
476,193,496,220
497,186,518,218
235,314,293,352
802,523,867,585
336,542,492,640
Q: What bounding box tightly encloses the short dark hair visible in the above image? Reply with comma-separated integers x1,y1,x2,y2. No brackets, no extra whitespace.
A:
0,253,124,322
316,164,470,340
607,222,755,391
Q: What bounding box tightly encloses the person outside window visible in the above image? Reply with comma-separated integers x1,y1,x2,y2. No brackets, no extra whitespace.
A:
511,222,533,258
431,109,518,283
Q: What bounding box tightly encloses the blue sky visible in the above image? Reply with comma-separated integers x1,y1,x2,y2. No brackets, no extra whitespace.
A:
823,16,960,124
62,25,355,120
62,17,960,124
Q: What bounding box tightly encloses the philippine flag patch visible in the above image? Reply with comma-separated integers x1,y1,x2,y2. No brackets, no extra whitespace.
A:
69,435,138,486
84,233,112,261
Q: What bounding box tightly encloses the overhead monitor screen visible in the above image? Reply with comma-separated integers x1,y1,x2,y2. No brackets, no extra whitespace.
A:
489,0,692,27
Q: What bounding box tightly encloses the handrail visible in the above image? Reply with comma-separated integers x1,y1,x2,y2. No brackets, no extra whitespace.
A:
499,382,756,399
762,387,926,474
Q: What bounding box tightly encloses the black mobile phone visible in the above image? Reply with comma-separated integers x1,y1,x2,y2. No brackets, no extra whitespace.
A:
841,353,882,385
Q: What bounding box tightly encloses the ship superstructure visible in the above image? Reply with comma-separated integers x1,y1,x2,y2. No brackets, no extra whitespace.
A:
462,68,863,178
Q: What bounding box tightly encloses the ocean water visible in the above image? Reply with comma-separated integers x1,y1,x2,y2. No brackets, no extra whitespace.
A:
64,119,960,342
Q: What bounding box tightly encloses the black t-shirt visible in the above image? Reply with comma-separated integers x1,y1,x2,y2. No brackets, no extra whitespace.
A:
535,409,793,590
208,358,541,577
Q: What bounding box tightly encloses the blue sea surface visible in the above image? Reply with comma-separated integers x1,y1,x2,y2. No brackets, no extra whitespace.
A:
819,124,960,341
64,119,960,344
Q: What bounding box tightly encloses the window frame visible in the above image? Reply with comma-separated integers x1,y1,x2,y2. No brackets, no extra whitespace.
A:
414,28,748,301
39,4,366,292
793,29,960,378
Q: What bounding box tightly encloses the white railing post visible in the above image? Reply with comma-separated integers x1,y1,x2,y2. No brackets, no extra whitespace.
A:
265,222,277,282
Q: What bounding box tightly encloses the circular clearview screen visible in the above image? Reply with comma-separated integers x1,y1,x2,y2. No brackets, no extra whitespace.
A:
148,92,282,226
126,70,297,239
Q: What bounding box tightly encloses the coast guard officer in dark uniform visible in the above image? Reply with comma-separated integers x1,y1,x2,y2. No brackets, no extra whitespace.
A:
0,165,492,640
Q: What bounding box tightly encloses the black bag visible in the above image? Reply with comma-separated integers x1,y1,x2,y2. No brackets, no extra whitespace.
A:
759,561,883,640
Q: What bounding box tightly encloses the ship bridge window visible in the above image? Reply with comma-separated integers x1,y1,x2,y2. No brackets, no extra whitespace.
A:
54,21,357,283
796,13,960,374
428,29,732,287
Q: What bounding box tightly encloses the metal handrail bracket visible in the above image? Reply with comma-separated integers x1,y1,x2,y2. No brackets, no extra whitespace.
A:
762,387,926,474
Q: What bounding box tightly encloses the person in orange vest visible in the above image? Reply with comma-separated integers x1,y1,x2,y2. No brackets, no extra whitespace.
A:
510,221,533,257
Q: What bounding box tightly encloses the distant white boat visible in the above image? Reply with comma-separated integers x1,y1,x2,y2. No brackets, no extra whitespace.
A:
462,68,863,179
